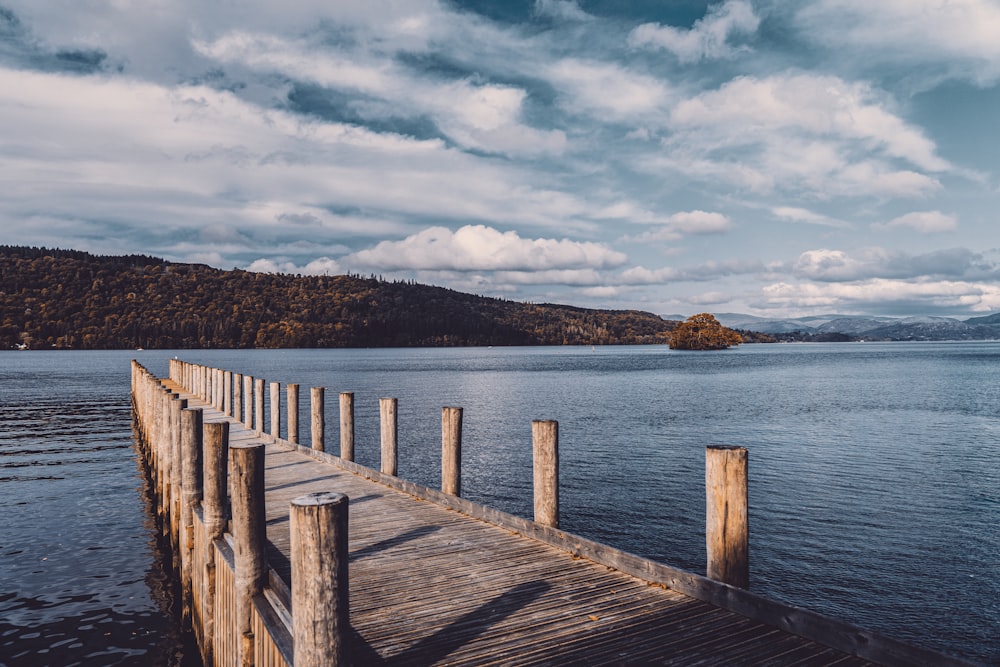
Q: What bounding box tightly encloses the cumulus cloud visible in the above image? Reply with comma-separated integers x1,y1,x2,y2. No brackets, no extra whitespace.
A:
246,256,342,275
873,211,958,234
628,0,759,62
347,225,627,272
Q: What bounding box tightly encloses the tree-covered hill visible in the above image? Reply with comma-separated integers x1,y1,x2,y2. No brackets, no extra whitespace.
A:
0,246,678,350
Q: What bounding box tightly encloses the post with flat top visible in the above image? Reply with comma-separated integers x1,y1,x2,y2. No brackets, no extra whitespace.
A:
233,373,243,424
223,371,232,416
270,381,281,439
230,443,267,667
311,387,325,452
380,398,398,476
532,420,559,528
442,407,463,496
179,407,203,631
201,421,229,667
291,492,350,667
340,392,354,461
287,384,299,445
254,378,265,436
705,445,749,589
243,375,253,428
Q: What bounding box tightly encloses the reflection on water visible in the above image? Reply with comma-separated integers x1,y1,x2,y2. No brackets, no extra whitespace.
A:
1,345,998,664
0,352,200,666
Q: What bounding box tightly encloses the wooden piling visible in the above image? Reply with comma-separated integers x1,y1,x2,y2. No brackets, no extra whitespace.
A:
290,492,350,667
202,421,229,667
270,381,280,439
705,445,749,589
532,420,559,528
223,371,232,416
442,407,463,496
243,375,253,428
233,373,242,423
254,378,265,437
230,443,267,667
380,397,398,476
340,392,354,462
311,387,325,452
179,407,203,630
287,384,299,445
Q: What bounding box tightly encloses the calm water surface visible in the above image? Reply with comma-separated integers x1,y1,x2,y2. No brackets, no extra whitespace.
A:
1,343,998,664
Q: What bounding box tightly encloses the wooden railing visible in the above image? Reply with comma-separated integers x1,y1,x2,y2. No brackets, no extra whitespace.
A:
131,358,972,667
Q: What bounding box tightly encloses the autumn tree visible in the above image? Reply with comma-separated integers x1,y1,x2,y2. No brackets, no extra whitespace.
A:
668,313,742,350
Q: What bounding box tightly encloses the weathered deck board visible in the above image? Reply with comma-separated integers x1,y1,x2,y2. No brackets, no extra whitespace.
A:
171,381,879,666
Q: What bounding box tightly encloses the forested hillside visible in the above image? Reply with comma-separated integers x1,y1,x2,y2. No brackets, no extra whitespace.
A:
0,246,678,349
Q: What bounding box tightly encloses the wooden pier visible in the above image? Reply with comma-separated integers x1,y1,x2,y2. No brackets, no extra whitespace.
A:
131,359,972,666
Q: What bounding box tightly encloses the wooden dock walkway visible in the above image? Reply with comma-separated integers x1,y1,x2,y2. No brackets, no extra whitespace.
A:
132,360,973,666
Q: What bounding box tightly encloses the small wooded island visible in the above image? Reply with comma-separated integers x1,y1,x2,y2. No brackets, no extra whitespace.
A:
1,246,752,350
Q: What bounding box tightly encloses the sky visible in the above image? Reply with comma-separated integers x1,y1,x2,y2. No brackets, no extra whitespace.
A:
2,0,1000,319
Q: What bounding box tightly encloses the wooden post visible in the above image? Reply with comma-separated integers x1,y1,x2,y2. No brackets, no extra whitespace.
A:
706,445,749,589
254,378,265,436
230,443,267,667
169,395,186,573
233,373,243,423
202,421,229,667
270,381,281,439
179,407,203,631
223,371,232,416
243,375,253,428
380,397,398,476
287,384,299,445
532,420,559,528
290,492,349,667
442,407,463,496
339,392,354,462
311,387,325,452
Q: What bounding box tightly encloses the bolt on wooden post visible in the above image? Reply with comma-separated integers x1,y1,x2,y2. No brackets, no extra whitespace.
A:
442,407,463,496
705,445,749,589
532,420,559,528
291,492,349,667
340,392,354,462
311,387,325,452
380,397,398,476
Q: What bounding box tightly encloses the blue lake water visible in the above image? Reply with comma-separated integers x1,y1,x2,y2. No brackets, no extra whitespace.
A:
1,343,998,664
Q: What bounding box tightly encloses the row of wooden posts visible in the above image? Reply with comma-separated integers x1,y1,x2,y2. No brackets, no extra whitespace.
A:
133,359,751,665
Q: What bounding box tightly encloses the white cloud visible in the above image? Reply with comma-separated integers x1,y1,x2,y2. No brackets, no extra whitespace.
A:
772,206,852,229
759,278,1000,311
534,0,591,22
874,211,958,234
347,225,627,272
546,59,672,121
659,73,950,198
795,0,1000,85
246,256,342,275
619,210,733,242
629,0,759,62
194,31,566,157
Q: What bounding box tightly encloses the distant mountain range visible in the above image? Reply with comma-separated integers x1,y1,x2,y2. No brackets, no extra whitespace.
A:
714,312,1000,342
